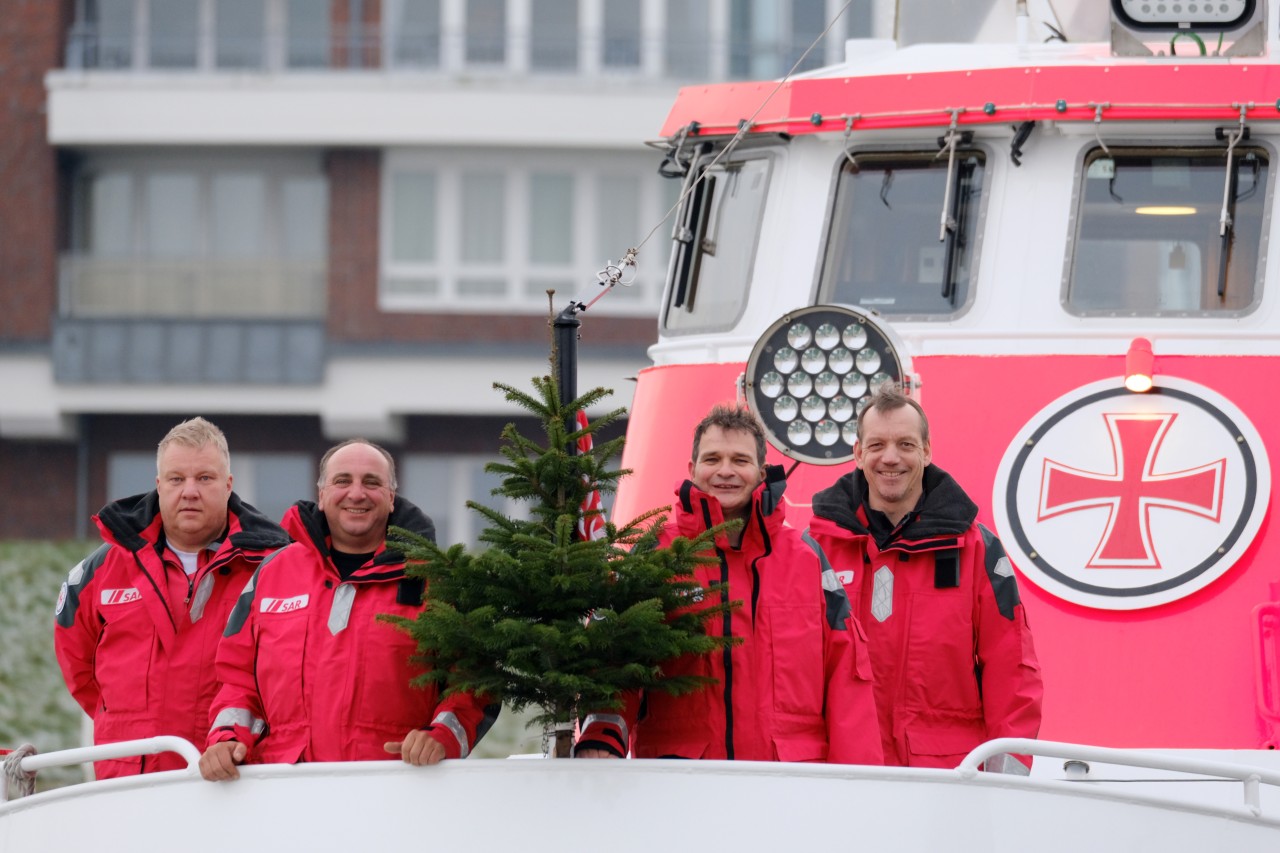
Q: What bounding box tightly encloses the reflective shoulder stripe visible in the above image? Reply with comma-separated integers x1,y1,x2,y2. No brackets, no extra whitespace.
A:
432,711,470,759
978,523,1021,620
801,529,852,631
580,713,630,748
210,707,266,736
189,573,216,623
223,547,285,637
55,543,111,628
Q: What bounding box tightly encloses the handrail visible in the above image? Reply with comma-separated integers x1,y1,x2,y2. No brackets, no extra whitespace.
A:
2,737,201,804
959,738,1280,817
20,737,200,777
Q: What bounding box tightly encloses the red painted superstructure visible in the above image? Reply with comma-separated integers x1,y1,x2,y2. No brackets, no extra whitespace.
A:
623,25,1280,753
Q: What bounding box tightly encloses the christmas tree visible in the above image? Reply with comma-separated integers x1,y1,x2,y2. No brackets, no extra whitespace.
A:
386,374,738,756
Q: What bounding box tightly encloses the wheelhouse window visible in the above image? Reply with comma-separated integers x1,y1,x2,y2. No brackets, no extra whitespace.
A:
1066,146,1267,316
819,149,986,318
662,149,773,333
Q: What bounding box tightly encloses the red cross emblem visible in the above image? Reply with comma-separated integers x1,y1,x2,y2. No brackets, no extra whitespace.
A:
1038,413,1225,569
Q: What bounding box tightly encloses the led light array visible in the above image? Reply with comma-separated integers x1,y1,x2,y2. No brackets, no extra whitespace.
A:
745,305,909,465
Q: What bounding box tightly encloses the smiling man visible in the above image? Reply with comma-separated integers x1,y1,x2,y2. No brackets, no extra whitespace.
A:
575,405,882,764
54,417,289,778
807,387,1043,772
200,439,497,780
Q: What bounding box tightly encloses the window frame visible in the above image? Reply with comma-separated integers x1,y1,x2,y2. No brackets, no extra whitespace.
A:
379,148,670,317
1061,141,1272,319
659,144,777,336
65,149,328,319
815,143,989,321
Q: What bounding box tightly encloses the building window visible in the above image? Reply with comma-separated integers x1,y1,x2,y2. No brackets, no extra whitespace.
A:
666,0,710,79
400,454,531,549
68,0,881,80
216,0,266,68
729,0,870,81
287,0,333,67
818,148,986,318
391,172,439,264
388,0,442,67
602,0,641,69
66,152,328,319
231,453,314,523
106,453,157,503
1065,147,1267,316
530,0,578,71
380,149,670,316
78,0,136,68
466,0,506,64
150,0,201,67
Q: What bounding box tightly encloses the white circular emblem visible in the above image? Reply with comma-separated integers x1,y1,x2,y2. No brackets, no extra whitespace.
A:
994,377,1270,610
56,582,68,616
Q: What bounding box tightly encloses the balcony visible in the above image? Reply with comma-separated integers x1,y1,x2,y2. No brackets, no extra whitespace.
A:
53,256,326,384
60,19,848,83
59,256,326,319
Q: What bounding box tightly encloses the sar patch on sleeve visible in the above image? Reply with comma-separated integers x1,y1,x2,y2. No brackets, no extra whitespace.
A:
980,524,1022,620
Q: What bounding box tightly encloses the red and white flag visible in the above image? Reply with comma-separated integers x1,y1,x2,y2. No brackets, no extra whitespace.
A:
575,410,606,541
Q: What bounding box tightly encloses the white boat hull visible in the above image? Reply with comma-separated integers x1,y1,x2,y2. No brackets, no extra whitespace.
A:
5,740,1280,852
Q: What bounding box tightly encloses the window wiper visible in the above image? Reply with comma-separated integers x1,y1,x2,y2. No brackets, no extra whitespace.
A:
669,143,714,310
937,118,974,301
939,158,978,304
1215,110,1249,300
1009,120,1035,167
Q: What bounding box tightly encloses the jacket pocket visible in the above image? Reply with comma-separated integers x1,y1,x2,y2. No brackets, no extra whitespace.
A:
352,615,432,729
904,725,984,769
772,734,828,763
96,600,154,714
253,606,311,726
765,604,824,715
905,590,980,712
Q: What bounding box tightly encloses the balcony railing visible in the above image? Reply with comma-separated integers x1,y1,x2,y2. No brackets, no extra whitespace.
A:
59,256,326,320
62,22,840,82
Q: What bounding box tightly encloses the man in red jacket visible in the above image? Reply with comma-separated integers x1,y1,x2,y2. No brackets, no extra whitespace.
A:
54,417,289,778
575,405,882,764
806,387,1043,772
199,439,497,780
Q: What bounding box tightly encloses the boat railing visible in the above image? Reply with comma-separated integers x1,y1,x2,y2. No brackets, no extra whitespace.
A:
1,736,201,803
961,738,1280,818
8,735,1280,820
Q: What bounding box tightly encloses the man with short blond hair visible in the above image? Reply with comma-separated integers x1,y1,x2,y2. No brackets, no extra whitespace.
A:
55,416,289,778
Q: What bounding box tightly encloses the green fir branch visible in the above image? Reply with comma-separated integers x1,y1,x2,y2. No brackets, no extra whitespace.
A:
384,372,740,728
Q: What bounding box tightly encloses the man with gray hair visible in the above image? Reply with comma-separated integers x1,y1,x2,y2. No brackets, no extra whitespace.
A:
55,416,289,778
